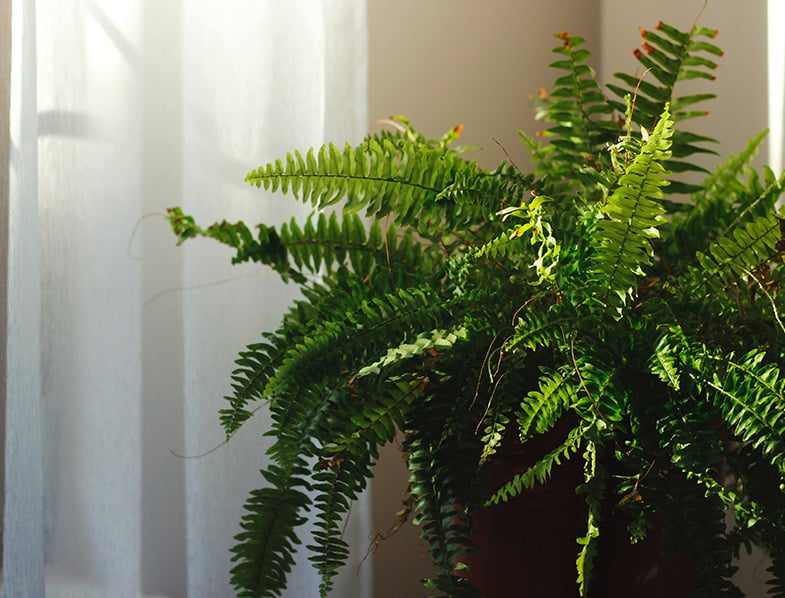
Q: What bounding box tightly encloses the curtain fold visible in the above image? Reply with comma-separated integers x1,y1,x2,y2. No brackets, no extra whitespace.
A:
6,1,369,596
4,0,44,593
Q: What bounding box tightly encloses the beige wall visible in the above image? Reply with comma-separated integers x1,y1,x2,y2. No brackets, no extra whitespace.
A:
368,0,602,171
601,0,769,172
367,2,770,597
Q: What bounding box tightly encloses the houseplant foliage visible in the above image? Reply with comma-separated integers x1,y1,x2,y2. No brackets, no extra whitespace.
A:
168,21,785,597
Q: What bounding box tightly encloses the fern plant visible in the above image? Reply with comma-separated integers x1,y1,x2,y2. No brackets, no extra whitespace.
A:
168,21,785,597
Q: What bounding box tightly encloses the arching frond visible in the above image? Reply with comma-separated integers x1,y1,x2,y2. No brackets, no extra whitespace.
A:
487,424,585,505
517,367,577,441
404,386,483,597
244,139,505,242
590,106,672,314
606,21,722,192
695,209,783,288
693,349,785,476
575,441,605,597
664,129,769,257
230,465,312,598
532,32,618,193
166,207,434,286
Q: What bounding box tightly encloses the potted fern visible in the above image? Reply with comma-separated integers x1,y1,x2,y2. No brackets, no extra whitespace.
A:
168,21,785,597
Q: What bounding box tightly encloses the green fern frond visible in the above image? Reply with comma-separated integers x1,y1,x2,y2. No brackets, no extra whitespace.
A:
487,424,584,505
696,210,783,285
435,161,537,211
694,349,785,475
517,367,577,441
238,378,374,597
265,287,457,401
664,129,769,257
166,208,434,286
338,376,422,449
356,327,467,379
405,388,483,597
307,376,435,595
572,357,627,426
606,21,721,192
308,448,374,597
219,336,283,436
648,332,685,391
230,466,312,598
222,277,366,436
216,281,392,439
219,277,462,442
607,21,721,121
727,443,785,595
575,441,605,597
590,106,672,314
506,300,579,354
656,383,725,481
244,139,497,242
478,408,511,467
697,129,769,205
532,32,618,192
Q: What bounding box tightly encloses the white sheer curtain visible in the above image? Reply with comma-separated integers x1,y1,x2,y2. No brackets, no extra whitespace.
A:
4,1,370,596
